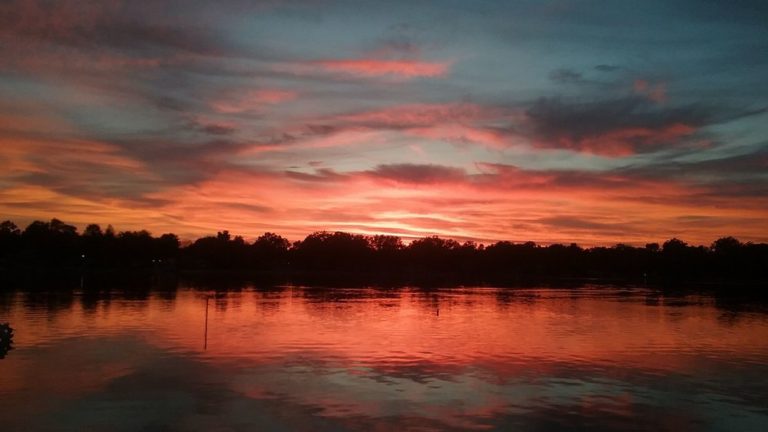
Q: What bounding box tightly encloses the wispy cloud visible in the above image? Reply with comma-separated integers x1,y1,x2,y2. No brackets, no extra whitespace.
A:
312,59,451,79
211,89,298,114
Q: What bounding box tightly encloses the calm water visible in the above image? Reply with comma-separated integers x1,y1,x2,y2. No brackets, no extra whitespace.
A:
1,285,768,431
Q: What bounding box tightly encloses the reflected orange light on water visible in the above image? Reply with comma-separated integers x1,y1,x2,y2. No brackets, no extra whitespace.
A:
7,287,768,371
2,286,768,431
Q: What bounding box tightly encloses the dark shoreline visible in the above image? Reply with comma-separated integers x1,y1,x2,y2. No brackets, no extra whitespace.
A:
1,267,766,295
3,220,767,292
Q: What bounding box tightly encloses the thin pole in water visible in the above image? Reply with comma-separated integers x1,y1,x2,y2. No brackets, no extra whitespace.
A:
204,296,209,350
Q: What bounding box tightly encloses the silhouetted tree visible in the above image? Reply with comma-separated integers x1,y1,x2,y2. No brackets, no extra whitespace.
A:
1,217,767,285
20,219,79,266
158,233,180,255
406,236,461,273
291,231,373,272
0,221,20,236
0,221,22,269
252,232,290,270
370,235,404,271
83,224,103,237
105,225,116,238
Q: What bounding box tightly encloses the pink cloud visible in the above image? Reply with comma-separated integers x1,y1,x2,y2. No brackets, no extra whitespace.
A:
238,103,514,153
409,124,509,149
316,103,514,148
334,103,506,128
212,89,298,114
313,59,451,78
545,123,697,157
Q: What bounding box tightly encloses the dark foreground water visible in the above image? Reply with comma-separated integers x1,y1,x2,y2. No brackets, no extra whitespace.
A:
1,285,767,431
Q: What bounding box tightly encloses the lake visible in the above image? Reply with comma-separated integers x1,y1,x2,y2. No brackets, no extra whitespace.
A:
1,285,767,431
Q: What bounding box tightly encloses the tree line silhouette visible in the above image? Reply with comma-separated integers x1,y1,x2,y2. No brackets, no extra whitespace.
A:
1,218,766,284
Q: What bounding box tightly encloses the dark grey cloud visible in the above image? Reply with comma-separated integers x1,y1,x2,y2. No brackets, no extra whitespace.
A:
225,202,273,213
594,64,621,72
16,167,169,206
0,2,241,57
549,68,583,84
373,22,428,56
284,168,347,182
6,21,239,58
0,0,303,80
649,146,768,176
100,137,258,189
480,146,768,203
114,138,245,163
536,216,643,237
197,123,237,136
476,162,644,192
368,164,466,184
525,96,716,155
285,163,468,185
620,146,768,201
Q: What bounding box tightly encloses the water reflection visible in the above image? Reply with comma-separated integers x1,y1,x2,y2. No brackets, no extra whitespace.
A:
1,286,768,431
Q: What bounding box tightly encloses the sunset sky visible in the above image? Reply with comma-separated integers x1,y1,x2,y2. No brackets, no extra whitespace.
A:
1,0,767,246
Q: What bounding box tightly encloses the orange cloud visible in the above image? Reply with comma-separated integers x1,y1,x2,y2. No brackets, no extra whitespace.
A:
0,135,146,175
